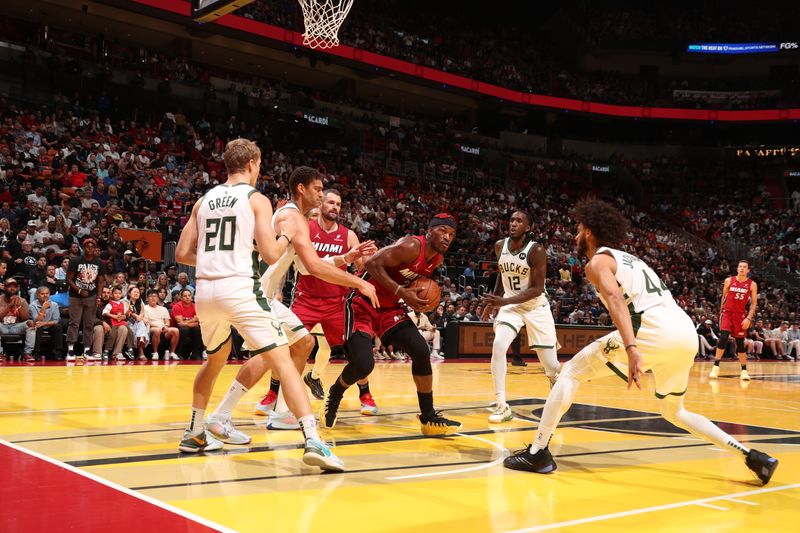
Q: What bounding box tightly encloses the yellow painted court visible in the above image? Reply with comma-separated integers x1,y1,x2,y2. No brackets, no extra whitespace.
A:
1,359,798,532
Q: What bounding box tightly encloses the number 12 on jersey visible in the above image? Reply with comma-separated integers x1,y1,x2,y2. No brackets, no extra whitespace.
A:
205,216,236,251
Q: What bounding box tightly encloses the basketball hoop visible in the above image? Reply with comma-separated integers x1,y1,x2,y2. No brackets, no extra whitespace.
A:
297,0,354,49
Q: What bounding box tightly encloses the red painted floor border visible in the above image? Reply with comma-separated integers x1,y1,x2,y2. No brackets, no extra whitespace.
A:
0,439,230,532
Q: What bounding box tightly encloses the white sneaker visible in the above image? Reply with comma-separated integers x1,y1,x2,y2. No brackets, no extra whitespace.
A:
169,352,180,361
89,353,102,361
151,353,159,361
303,438,345,472
488,403,513,424
430,351,444,360
114,353,125,361
267,410,301,430
740,369,751,381
206,417,252,445
709,365,720,379
65,353,76,362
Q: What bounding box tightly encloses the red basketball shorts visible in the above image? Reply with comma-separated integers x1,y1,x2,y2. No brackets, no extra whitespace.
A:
720,311,747,339
345,295,409,340
291,295,346,348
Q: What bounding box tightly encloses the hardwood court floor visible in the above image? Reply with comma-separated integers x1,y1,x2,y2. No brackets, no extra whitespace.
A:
1,358,798,532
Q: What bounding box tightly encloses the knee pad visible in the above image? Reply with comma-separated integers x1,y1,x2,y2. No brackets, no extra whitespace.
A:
736,337,746,353
384,322,432,376
717,330,730,348
342,331,375,383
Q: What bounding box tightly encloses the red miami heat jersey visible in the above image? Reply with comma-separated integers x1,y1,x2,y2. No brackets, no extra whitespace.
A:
723,276,753,314
368,235,443,308
294,218,350,300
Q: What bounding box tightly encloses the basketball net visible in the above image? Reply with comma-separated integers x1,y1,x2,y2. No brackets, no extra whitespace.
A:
297,0,354,49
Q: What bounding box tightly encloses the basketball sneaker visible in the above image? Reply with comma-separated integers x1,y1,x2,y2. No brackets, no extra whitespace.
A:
511,356,527,367
359,393,378,415
740,369,751,381
267,411,300,430
504,446,557,473
206,417,252,445
419,411,462,436
547,374,559,389
303,438,345,472
488,403,513,424
178,430,224,453
745,449,779,484
320,387,343,429
65,349,76,362
254,390,278,416
304,371,325,400
709,365,720,379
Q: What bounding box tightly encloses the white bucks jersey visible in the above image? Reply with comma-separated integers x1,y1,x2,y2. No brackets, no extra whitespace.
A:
498,238,547,307
195,183,257,280
596,246,676,314
260,201,309,297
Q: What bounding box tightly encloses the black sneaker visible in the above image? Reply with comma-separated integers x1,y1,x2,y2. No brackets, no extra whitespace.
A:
304,371,325,400
746,449,778,484
124,348,135,360
319,386,343,429
511,357,527,367
102,350,111,361
504,446,557,473
419,411,462,436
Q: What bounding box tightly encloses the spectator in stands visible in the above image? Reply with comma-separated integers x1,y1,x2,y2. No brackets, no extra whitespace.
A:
55,257,70,285
66,237,106,361
170,271,195,299
101,286,131,361
126,286,149,361
27,255,48,302
143,289,179,361
30,286,64,360
787,323,800,358
0,278,36,362
89,286,112,361
461,285,477,302
696,318,718,359
408,308,443,360
745,324,764,359
463,260,477,281
171,288,204,360
762,321,785,360
775,322,792,361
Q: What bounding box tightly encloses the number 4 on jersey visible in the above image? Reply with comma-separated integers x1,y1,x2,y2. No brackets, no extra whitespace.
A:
643,270,668,296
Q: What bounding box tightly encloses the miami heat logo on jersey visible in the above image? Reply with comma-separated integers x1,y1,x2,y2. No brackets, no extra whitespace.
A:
294,219,350,299
723,276,752,314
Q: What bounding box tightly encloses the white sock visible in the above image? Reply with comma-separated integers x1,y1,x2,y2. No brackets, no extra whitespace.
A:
661,395,749,456
537,347,561,379
491,325,516,405
531,374,579,453
211,380,249,420
189,407,205,435
298,414,320,441
311,338,331,380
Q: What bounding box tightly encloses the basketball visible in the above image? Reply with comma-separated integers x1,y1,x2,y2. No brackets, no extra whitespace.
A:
410,277,441,312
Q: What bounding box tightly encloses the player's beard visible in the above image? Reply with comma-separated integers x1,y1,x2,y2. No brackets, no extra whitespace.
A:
322,210,338,222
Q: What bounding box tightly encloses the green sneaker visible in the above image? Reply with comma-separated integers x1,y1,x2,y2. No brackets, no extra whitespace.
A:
178,430,224,453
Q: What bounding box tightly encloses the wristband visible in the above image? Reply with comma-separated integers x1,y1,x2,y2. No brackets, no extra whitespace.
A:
625,344,637,350
278,234,291,244
322,255,336,265
394,285,402,295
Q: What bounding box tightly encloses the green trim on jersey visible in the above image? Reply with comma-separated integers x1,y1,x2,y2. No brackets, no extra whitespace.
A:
505,237,534,257
250,251,272,312
655,389,687,399
247,189,257,198
530,344,555,349
290,324,305,332
605,361,629,383
207,332,233,354
496,321,519,335
250,343,279,356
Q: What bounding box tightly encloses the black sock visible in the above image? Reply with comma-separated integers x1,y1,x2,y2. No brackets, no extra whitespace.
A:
269,378,280,394
358,382,371,396
713,360,720,367
330,378,348,398
741,364,747,370
417,391,434,419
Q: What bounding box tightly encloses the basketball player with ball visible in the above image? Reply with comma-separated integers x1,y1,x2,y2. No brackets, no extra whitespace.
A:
482,209,561,424
321,214,462,436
